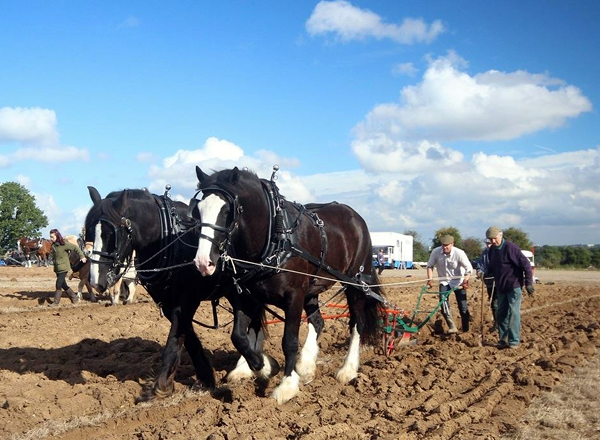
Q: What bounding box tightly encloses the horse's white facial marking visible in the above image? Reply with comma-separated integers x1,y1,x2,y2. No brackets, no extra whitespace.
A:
89,222,103,288
193,194,227,277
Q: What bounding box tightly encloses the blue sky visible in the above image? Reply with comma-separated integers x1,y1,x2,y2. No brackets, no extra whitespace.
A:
1,1,599,247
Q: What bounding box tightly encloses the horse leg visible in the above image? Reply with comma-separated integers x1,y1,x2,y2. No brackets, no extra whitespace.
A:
180,296,216,390
272,298,304,404
336,288,365,384
123,279,136,304
228,301,278,382
77,279,85,301
295,296,324,384
110,278,122,305
137,306,185,402
85,282,98,302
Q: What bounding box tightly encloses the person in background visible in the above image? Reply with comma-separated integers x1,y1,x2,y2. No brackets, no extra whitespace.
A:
477,240,498,331
50,228,86,306
377,248,386,275
427,235,473,333
486,226,534,349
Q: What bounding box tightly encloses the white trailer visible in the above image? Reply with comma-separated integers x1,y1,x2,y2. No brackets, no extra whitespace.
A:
370,232,414,269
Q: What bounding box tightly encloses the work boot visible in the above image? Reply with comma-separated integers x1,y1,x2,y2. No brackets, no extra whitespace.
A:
66,288,80,304
461,313,470,332
52,290,62,306
446,317,458,334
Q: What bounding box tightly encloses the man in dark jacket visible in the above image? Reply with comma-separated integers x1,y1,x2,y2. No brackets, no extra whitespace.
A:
486,226,534,349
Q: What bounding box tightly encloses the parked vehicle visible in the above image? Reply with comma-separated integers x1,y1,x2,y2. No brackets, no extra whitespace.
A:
371,232,414,269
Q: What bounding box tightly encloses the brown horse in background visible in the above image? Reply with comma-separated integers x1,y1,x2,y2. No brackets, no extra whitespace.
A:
17,237,52,267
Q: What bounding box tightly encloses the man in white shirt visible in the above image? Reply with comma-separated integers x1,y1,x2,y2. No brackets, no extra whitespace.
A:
426,235,473,333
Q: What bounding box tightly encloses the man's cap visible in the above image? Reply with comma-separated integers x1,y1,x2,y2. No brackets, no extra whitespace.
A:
486,226,502,239
440,234,454,245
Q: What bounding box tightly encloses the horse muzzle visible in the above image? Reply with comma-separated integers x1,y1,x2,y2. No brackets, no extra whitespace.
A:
193,255,216,277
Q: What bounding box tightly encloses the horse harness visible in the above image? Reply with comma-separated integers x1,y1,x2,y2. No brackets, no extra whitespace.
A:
193,174,385,306
91,189,190,288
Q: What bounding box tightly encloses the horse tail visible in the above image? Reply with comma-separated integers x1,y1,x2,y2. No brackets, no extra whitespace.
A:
360,271,386,346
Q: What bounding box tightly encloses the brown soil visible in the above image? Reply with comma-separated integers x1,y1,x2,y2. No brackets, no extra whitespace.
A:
0,266,598,440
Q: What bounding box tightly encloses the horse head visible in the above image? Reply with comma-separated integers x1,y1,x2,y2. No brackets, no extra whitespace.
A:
85,186,139,292
192,166,268,277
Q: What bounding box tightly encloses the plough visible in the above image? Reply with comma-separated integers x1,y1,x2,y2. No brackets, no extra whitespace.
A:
380,285,457,356
262,285,457,357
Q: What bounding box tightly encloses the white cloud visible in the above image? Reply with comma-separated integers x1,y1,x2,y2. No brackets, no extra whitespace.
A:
392,62,418,77
0,106,59,147
352,52,593,174
0,106,90,166
136,152,157,163
147,137,312,204
13,146,89,162
394,53,592,142
306,1,445,44
15,174,31,187
301,147,600,246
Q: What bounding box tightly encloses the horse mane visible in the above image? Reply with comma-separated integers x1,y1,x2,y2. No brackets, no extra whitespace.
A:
85,188,153,239
198,168,262,195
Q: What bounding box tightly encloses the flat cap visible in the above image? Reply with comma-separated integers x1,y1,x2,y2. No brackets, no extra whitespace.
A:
486,226,502,239
440,234,454,245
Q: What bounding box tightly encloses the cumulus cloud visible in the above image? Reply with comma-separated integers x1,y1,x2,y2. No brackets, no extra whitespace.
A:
392,62,418,77
352,52,593,174
306,0,445,44
0,106,59,147
147,137,312,204
136,152,158,163
299,147,600,245
0,106,90,166
13,146,89,162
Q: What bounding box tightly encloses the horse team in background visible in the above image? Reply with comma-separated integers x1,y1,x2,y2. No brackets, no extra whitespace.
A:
14,234,138,306
64,235,138,305
17,237,52,267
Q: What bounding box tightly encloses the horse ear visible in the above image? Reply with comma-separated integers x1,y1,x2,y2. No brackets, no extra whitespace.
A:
114,190,128,212
88,186,102,205
196,166,209,184
231,167,240,185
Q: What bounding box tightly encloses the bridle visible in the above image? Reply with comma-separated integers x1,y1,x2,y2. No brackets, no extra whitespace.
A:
90,215,134,287
189,186,243,256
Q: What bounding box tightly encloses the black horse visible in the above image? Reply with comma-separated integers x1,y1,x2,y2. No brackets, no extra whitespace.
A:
191,166,384,404
85,186,230,401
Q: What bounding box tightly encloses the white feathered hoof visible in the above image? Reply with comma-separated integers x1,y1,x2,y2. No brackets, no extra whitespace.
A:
256,354,280,380
226,356,254,382
335,366,358,385
295,360,316,385
272,372,300,405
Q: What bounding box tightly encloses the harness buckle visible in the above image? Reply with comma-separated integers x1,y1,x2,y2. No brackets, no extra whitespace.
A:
233,277,243,294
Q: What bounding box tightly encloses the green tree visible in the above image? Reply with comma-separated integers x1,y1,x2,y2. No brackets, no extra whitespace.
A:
404,230,429,262
502,227,533,250
432,226,463,249
537,246,563,268
591,247,600,268
0,182,48,251
462,237,483,260
564,247,592,268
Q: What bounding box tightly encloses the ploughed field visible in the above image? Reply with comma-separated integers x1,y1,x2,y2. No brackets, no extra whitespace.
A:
0,266,599,439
